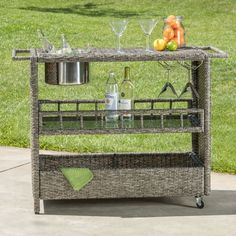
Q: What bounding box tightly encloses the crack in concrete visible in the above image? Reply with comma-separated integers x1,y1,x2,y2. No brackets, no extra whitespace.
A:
0,162,31,173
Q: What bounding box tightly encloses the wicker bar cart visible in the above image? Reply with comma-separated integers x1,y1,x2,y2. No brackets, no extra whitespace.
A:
12,46,227,214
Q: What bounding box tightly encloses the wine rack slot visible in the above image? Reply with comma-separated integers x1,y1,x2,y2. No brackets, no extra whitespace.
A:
39,99,204,135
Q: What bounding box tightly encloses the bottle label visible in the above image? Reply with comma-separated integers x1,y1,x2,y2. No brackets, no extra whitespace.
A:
105,93,118,110
119,99,132,118
119,99,131,110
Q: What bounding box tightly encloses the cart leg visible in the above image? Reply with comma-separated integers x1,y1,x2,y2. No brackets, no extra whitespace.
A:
34,198,40,214
198,58,211,196
30,54,40,215
191,59,211,196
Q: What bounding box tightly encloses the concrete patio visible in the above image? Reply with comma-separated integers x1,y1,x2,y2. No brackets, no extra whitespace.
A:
0,146,236,236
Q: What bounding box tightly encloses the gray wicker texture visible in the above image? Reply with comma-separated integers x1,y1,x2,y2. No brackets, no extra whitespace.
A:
38,98,204,135
12,46,228,62
30,49,40,213
197,58,211,195
39,152,204,200
45,63,58,85
190,59,211,196
12,46,228,213
36,48,208,63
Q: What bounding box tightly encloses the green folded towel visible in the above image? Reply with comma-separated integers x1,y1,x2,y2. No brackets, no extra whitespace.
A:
61,168,93,191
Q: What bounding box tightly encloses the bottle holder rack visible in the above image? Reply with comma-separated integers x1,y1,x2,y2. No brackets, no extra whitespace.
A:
39,98,204,135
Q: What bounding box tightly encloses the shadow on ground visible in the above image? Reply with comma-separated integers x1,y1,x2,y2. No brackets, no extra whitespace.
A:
43,190,236,217
18,2,158,18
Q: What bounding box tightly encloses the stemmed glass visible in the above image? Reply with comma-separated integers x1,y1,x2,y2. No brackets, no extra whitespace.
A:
178,62,200,99
110,19,128,53
139,19,158,52
158,62,178,98
37,29,56,53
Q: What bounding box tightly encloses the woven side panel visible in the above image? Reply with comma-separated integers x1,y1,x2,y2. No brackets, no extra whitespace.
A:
39,152,201,171
45,63,58,85
39,153,204,200
40,167,204,200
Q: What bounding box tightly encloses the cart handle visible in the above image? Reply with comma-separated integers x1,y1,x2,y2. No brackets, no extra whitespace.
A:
185,46,228,59
199,46,228,58
12,49,32,61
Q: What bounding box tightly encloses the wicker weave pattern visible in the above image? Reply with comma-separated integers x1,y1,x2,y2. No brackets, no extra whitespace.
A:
11,46,228,213
40,168,204,199
45,63,58,85
40,153,204,200
36,48,208,63
38,98,204,135
197,58,211,195
12,46,228,62
40,152,203,171
30,50,40,213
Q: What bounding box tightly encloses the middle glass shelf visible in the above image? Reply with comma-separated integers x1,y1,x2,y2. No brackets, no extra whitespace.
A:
39,98,204,135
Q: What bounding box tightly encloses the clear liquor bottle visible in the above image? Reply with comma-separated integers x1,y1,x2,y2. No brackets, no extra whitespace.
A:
61,34,72,54
119,67,134,120
105,72,119,122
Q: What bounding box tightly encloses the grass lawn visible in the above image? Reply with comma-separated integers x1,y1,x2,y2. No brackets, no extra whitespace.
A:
0,0,235,173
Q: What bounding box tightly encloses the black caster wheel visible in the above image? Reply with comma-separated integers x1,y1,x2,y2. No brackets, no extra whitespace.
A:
195,196,204,209
196,200,204,209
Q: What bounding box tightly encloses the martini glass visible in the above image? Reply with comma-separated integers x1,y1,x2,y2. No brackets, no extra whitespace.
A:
139,19,158,52
178,62,200,99
158,63,178,98
37,29,56,53
110,19,128,53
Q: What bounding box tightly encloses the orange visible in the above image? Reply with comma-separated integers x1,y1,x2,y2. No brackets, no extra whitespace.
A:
163,27,175,40
170,20,181,29
179,37,185,47
153,39,167,51
174,27,185,47
174,27,184,38
165,15,176,25
163,36,170,42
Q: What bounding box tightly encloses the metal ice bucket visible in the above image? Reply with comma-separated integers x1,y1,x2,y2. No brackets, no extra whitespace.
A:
45,62,89,85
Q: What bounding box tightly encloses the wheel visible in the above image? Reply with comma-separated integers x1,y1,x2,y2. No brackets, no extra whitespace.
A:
195,196,204,209
196,200,204,209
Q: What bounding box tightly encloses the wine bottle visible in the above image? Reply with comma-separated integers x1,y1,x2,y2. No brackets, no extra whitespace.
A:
105,72,119,121
119,67,134,120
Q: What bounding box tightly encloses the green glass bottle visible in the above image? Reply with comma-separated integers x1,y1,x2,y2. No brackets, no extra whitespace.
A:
119,67,134,120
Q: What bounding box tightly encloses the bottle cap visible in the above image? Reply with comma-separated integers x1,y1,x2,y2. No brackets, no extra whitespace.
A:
109,71,115,77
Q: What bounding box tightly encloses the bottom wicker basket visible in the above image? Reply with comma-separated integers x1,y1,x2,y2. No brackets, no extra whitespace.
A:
39,152,204,200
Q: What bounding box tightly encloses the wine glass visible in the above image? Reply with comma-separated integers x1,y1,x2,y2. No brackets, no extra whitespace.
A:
139,19,158,52
178,62,200,99
158,63,178,98
37,29,56,53
110,19,128,53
